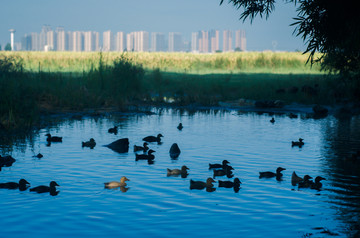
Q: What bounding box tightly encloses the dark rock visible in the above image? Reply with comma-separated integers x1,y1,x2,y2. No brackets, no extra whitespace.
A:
105,138,129,153
169,143,181,159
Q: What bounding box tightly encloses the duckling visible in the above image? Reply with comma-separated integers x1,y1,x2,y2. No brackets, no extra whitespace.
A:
259,167,286,179
134,142,149,152
292,138,304,147
0,179,30,191
33,153,43,159
30,181,60,194
143,134,163,143
190,178,215,190
209,160,230,170
82,138,96,149
213,166,234,178
135,149,155,161
291,171,312,186
218,178,241,188
177,123,183,130
108,126,118,135
167,165,189,177
45,133,62,142
0,155,16,167
297,175,314,188
270,117,275,123
104,176,130,189
310,176,326,190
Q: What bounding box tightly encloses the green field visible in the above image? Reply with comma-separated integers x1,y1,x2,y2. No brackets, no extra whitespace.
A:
0,51,354,129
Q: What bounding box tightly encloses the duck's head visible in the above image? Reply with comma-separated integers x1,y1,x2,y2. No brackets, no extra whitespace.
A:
315,176,326,183
234,178,242,185
148,149,156,154
120,176,130,183
206,178,216,183
181,165,189,170
45,133,51,137
90,138,95,142
19,179,30,185
303,175,312,181
299,138,304,142
226,165,234,171
276,167,286,173
50,181,60,187
157,134,163,138
143,142,149,147
222,160,230,165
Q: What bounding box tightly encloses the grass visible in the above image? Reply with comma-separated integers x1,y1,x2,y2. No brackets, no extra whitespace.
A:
0,51,356,129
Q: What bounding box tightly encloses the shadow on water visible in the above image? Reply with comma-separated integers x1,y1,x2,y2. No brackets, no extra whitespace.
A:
321,115,360,237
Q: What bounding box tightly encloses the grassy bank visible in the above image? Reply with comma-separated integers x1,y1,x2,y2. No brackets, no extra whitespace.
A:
1,51,356,129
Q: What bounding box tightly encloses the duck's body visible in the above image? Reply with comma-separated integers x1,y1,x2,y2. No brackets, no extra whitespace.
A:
33,153,43,159
297,175,313,188
292,138,304,147
167,165,189,176
259,167,286,179
143,134,163,143
0,155,16,167
108,126,118,134
218,178,241,188
135,149,155,161
209,160,230,170
46,134,62,142
177,123,183,130
270,117,275,123
30,181,59,194
0,179,30,191
134,142,149,152
213,166,234,178
190,178,215,190
169,143,181,159
291,171,312,186
104,176,130,189
82,138,96,149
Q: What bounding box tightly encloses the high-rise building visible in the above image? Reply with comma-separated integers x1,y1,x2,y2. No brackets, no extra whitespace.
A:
39,25,51,51
21,34,32,51
72,31,84,52
84,31,99,52
235,30,246,51
56,27,66,51
210,30,219,53
134,31,149,52
151,32,166,52
67,32,73,51
223,30,233,52
191,32,199,52
168,32,182,52
115,32,125,52
103,30,113,51
46,30,56,51
198,31,209,53
31,32,40,51
126,32,134,51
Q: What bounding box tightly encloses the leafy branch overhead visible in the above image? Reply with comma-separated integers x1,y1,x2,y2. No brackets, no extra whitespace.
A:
220,0,360,75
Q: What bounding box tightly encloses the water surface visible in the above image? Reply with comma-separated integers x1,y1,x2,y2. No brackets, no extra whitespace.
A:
1,109,359,237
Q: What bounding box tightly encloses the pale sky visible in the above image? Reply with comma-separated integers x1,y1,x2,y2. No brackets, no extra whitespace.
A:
0,0,305,51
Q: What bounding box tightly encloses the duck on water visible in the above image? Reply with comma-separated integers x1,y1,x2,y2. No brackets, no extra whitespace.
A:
143,134,163,143
259,167,286,180
0,179,30,191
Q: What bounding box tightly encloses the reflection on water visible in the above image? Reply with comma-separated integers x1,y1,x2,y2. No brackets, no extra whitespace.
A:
0,108,359,237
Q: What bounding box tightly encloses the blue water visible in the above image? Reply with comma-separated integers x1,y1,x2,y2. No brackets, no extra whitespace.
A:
1,109,359,237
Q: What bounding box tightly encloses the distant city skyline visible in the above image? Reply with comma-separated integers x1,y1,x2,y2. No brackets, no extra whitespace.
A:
0,1,305,52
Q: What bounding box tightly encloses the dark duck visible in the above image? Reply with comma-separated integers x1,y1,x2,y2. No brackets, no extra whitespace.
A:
292,138,304,147
143,134,163,143
270,117,275,123
177,123,183,130
82,138,96,149
213,166,234,178
30,181,60,196
167,165,189,177
259,167,286,180
311,176,326,190
190,178,215,190
108,126,118,134
218,178,241,188
46,133,62,142
0,155,16,167
135,149,155,161
133,142,149,152
0,179,30,191
297,175,313,188
209,160,230,170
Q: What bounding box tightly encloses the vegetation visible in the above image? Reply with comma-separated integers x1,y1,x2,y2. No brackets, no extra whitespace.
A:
220,0,360,76
0,51,357,129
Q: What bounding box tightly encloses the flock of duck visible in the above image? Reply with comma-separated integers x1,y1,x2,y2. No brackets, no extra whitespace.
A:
0,120,327,196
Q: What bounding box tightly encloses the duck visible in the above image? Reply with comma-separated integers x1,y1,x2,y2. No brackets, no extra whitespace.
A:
218,178,241,188
0,179,30,191
134,142,149,152
82,138,96,149
291,171,312,186
169,143,181,159
105,138,129,153
209,160,230,170
213,166,234,178
0,155,16,167
297,175,314,188
177,123,183,130
190,178,215,190
30,181,60,194
33,153,43,159
259,167,286,179
108,126,118,134
292,138,304,147
167,165,189,176
270,117,275,123
135,149,155,161
310,176,326,190
45,133,62,142
288,113,298,119
143,134,163,143
104,176,130,189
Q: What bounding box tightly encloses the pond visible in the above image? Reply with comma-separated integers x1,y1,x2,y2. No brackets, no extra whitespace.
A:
0,108,359,238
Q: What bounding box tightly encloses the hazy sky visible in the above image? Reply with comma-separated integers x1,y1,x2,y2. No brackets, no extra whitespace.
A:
0,0,306,51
